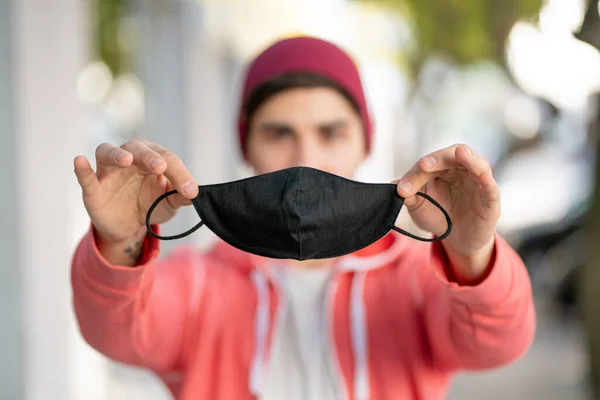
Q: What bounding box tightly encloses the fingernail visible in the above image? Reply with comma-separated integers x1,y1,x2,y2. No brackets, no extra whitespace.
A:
423,156,436,169
149,158,164,169
466,146,473,156
399,181,412,193
115,150,127,162
183,181,197,196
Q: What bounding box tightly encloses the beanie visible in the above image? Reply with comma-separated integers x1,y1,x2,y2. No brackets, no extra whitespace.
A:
237,36,373,155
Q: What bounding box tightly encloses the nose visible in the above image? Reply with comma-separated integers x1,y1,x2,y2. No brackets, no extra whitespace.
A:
294,136,325,170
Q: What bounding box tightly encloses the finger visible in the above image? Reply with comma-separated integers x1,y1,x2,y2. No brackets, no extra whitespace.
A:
416,144,467,173
95,142,133,169
476,169,501,204
396,155,452,197
396,145,468,197
454,146,497,186
121,139,168,175
481,174,501,204
455,145,486,178
454,146,501,204
74,155,101,197
142,141,199,199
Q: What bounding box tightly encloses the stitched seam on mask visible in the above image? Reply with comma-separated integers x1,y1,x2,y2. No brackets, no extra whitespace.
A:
295,168,303,259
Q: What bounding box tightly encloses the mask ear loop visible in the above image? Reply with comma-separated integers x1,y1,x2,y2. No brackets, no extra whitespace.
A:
391,191,452,242
145,189,204,240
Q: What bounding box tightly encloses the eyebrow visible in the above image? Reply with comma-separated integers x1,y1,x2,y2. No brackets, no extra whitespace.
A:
317,120,348,130
258,119,349,131
259,122,294,132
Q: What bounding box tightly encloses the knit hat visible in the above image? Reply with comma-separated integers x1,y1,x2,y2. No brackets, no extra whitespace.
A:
237,36,373,155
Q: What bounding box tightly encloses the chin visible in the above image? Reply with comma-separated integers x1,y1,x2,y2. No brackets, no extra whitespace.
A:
289,258,337,269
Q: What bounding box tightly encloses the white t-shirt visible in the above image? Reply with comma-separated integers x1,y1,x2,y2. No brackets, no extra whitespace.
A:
262,266,341,400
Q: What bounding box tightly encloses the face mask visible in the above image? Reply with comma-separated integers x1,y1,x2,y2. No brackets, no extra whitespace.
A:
145,166,452,260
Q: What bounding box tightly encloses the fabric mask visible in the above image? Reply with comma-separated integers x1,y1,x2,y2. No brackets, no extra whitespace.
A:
145,166,452,260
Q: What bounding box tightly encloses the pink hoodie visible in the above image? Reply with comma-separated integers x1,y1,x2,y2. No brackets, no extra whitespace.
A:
71,227,535,400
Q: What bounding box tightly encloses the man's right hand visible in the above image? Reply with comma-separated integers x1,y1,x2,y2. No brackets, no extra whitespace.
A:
73,139,199,265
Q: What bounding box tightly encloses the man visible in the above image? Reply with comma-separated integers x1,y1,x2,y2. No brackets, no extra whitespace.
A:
71,36,535,400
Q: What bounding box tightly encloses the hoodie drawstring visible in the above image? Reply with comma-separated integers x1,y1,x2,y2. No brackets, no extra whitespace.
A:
350,271,370,400
250,270,270,396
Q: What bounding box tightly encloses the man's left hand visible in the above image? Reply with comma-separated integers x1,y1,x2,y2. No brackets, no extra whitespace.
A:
394,144,500,283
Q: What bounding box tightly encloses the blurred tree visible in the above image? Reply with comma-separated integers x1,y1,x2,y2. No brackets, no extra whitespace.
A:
354,0,543,71
94,0,128,75
576,0,600,49
576,1,600,397
583,97,600,399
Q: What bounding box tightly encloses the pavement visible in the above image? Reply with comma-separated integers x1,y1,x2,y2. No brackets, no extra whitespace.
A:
448,298,591,400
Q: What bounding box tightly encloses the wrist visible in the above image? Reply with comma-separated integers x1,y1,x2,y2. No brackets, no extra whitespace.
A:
94,226,148,267
443,235,496,286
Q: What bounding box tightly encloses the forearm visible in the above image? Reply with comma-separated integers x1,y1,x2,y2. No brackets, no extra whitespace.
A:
71,227,186,370
71,229,155,365
427,282,535,370
426,233,536,370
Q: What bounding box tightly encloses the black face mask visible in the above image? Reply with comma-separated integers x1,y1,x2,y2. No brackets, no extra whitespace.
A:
146,166,452,260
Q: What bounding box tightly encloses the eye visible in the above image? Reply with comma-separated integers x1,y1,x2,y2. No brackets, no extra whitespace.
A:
259,125,294,141
320,126,345,141
271,129,292,139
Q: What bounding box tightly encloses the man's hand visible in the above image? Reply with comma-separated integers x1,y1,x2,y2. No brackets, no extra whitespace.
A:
395,144,501,284
74,138,199,266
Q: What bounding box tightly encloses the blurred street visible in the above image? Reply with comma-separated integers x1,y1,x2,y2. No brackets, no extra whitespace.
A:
450,298,591,400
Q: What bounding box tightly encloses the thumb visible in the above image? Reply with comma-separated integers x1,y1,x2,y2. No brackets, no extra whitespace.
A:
167,192,193,208
391,178,424,209
393,175,416,197
74,155,101,197
162,180,193,210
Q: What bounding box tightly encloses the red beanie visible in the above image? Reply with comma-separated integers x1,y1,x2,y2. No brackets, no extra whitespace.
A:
237,36,373,155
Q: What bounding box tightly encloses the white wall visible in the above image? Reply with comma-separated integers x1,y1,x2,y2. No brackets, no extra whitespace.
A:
0,1,104,399
0,0,24,397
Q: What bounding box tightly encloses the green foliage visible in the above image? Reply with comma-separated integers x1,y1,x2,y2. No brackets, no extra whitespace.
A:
355,0,544,67
94,0,127,76
95,0,546,75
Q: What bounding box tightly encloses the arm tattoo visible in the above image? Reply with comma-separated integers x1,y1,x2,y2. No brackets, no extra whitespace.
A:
123,240,144,261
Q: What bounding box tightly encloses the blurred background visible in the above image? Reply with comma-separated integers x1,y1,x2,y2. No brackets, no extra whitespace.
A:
1,0,600,399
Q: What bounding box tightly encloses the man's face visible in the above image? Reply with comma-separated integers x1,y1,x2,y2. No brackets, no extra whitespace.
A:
245,87,367,178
